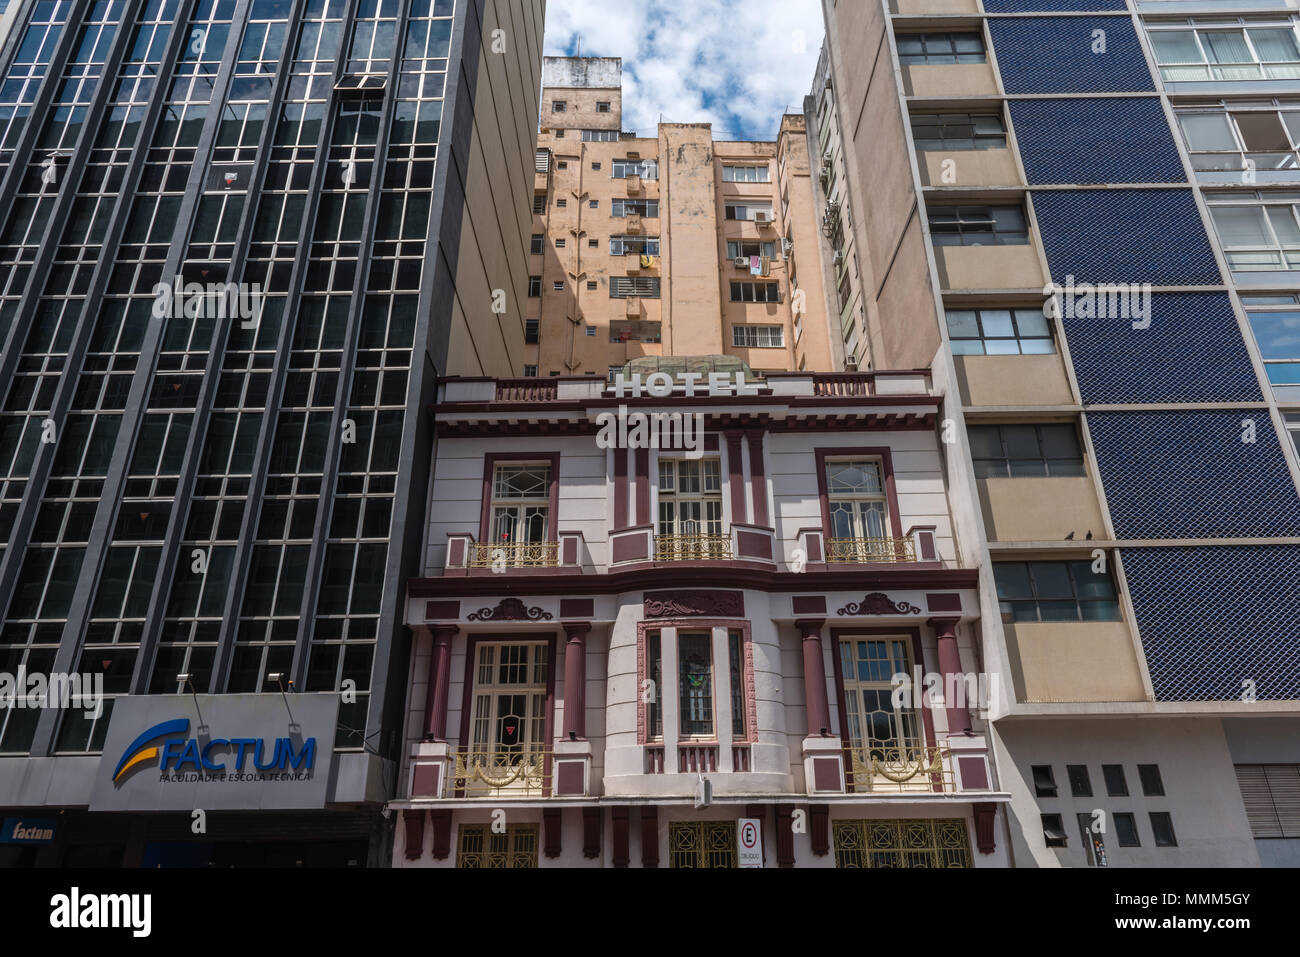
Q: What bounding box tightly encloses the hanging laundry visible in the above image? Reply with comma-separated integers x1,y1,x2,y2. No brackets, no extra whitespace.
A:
761,255,771,277
749,255,762,276
640,253,653,268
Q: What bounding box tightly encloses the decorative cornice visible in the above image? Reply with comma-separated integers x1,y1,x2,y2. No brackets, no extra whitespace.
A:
644,590,744,618
466,598,554,622
412,566,978,599
836,592,923,616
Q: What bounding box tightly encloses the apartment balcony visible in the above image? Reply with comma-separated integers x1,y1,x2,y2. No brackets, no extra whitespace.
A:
453,748,551,798
846,744,955,793
654,533,733,561
825,536,917,563
468,541,559,568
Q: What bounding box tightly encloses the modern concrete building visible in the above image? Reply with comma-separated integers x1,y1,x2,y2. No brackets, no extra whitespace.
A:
392,365,1011,867
0,0,542,866
527,57,838,380
818,0,1300,866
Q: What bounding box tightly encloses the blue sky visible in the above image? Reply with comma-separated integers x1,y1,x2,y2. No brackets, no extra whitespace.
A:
543,0,826,141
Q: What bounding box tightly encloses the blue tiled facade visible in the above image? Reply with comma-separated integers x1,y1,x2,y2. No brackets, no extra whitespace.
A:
984,0,1128,10
988,17,1155,94
1121,546,1300,701
1063,293,1263,405
1087,410,1300,539
1010,98,1185,185
1032,189,1221,286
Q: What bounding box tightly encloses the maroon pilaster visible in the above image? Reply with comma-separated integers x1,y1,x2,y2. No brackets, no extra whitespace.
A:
929,617,971,736
430,810,452,860
797,619,831,736
726,430,746,523
423,624,458,741
774,806,795,868
614,446,629,530
973,802,998,854
640,806,659,868
810,804,830,856
562,621,592,739
583,806,602,859
543,808,563,858
634,447,650,526
403,810,426,861
612,806,630,867
746,432,768,526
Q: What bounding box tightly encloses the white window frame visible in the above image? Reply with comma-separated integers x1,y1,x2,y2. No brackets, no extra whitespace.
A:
489,463,551,546
731,324,785,347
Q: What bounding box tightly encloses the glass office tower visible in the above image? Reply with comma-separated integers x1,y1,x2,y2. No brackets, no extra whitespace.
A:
0,0,540,866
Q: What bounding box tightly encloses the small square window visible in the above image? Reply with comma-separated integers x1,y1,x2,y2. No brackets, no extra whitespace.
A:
1114,812,1140,847
1032,765,1057,798
588,239,598,248
1138,764,1164,796
523,364,538,377
549,371,560,376
530,234,543,255
552,281,564,291
1102,764,1128,797
585,326,596,336
1149,812,1177,847
592,162,602,171
597,101,611,113
553,101,566,113
557,199,567,208
587,280,598,290
589,199,599,209
557,161,568,170
555,130,566,138
1067,764,1092,798
555,238,566,248
1041,813,1067,847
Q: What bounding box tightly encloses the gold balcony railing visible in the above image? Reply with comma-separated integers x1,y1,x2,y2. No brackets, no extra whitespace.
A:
847,743,954,793
826,537,916,563
453,748,551,797
654,534,733,561
468,541,559,568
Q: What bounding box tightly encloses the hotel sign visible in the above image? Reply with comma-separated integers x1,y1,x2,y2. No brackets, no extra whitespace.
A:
89,693,339,812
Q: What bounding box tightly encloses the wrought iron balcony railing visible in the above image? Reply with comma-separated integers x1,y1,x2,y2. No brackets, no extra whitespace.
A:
847,743,954,793
654,534,733,561
468,541,559,568
453,748,551,797
826,536,916,563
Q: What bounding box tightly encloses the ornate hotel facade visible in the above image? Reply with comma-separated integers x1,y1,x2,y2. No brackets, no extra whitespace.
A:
390,367,1013,867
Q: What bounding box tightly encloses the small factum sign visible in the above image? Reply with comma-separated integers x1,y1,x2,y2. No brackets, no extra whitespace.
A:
2,817,56,844
89,693,339,812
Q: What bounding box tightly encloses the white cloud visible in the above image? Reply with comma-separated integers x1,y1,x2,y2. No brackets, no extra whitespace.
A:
543,0,825,140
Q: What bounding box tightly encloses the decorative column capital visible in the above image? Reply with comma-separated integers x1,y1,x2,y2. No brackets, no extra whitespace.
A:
795,618,825,638
927,617,960,639
562,621,592,640
429,623,459,643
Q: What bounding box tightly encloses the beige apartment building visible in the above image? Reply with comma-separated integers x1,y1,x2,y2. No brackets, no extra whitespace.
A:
818,0,1300,866
526,57,837,378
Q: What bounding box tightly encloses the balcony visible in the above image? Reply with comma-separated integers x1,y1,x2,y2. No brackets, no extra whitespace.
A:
453,748,550,798
826,537,916,563
846,743,955,793
654,533,733,561
469,541,559,568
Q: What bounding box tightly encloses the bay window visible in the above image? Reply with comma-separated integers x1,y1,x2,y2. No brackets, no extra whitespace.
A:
1149,22,1300,82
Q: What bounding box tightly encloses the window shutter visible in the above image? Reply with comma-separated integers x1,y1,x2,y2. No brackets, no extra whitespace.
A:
1235,764,1300,838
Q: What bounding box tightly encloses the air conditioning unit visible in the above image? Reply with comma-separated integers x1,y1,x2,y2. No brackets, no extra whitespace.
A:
734,256,750,268
782,238,794,255
626,214,643,234
626,296,642,317
753,210,773,226
832,250,845,268
626,173,642,192
626,150,641,160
